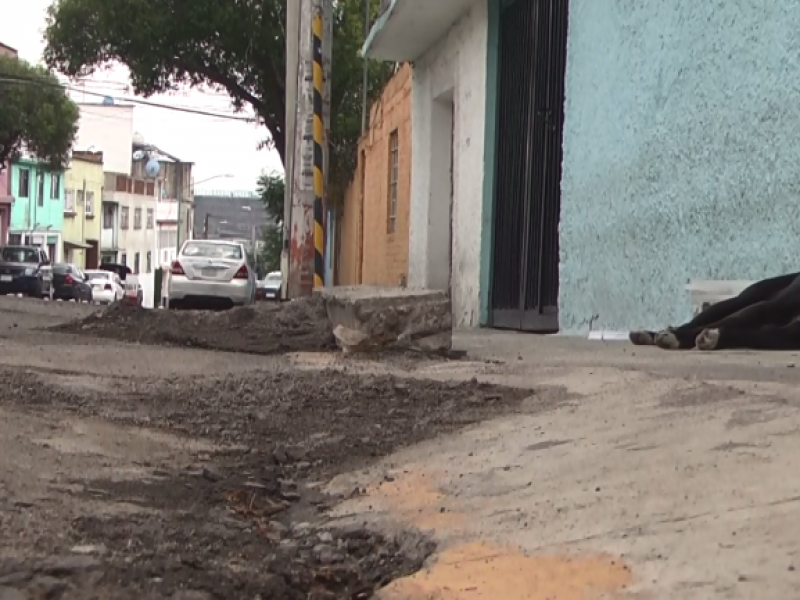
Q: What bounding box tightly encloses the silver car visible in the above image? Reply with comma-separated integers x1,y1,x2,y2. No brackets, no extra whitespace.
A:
167,240,256,309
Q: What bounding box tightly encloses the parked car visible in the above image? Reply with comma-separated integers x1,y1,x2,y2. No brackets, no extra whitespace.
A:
0,246,50,297
84,269,124,304
50,263,93,302
167,240,256,309
256,271,282,301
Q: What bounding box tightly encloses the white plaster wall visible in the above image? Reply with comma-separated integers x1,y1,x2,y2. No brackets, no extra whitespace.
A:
409,0,487,327
74,105,134,176
112,191,156,270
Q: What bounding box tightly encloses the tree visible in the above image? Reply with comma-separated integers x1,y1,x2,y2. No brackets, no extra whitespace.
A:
0,55,79,172
44,0,394,187
257,171,285,273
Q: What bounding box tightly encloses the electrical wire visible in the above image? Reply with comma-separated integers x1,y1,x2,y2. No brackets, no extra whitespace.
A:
0,74,256,122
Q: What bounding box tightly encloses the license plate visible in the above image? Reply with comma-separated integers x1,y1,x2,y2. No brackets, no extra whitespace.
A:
0,275,12,282
201,267,220,277
266,292,276,298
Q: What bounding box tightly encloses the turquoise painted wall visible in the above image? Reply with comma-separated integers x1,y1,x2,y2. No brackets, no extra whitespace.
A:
559,0,800,333
9,160,65,232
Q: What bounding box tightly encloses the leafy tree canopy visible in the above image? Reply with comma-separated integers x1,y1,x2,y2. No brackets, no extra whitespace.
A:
0,55,79,172
44,0,394,188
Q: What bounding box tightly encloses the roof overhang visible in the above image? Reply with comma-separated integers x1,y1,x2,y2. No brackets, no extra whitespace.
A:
363,0,478,61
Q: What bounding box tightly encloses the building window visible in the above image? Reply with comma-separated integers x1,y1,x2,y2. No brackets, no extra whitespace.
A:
76,189,84,212
85,191,94,216
8,234,21,245
17,169,29,197
146,251,152,273
134,207,142,229
146,208,154,229
103,204,114,229
64,189,75,213
134,180,145,195
120,253,127,266
37,173,44,207
134,252,140,273
146,181,155,196
120,206,129,229
387,129,399,233
50,174,60,199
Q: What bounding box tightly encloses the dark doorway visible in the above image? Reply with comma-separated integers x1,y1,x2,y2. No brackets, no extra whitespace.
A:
489,0,569,332
86,241,99,269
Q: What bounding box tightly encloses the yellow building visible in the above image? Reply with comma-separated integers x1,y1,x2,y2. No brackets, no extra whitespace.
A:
63,151,103,268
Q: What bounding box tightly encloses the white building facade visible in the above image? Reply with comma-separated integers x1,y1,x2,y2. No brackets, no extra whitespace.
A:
365,0,489,327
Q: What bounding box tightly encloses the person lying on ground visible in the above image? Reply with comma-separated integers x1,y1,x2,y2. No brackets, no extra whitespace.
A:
629,271,800,351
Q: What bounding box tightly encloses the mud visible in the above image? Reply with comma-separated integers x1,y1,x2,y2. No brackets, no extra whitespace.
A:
0,363,536,599
52,297,336,355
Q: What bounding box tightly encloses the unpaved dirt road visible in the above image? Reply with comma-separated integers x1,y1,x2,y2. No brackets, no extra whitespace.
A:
0,298,538,599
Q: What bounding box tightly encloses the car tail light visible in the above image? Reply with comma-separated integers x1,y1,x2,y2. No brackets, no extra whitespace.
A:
104,284,112,291
233,265,248,279
171,261,185,275
64,275,73,284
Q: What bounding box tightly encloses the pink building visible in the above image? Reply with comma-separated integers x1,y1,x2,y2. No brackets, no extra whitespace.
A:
0,41,17,243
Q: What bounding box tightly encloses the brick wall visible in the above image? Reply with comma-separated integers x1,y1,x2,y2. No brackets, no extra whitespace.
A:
339,64,412,287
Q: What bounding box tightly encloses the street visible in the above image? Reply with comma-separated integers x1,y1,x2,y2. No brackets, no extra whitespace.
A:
2,299,800,598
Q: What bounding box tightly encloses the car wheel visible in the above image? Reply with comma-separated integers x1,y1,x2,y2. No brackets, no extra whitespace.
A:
27,280,42,299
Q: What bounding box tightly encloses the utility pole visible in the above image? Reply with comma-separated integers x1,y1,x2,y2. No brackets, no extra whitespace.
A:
282,0,300,298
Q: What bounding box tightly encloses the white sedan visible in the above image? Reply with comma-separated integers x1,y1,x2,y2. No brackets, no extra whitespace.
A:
84,269,124,304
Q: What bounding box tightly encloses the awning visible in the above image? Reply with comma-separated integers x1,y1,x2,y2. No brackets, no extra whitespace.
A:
362,0,476,61
63,240,91,249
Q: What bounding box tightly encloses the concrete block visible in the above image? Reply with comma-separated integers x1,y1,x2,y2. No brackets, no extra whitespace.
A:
318,286,452,353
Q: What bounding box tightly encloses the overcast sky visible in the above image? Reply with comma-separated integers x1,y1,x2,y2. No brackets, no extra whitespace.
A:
0,0,284,193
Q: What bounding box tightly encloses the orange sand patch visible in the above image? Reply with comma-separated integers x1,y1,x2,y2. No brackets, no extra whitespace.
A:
380,541,632,600
363,471,466,531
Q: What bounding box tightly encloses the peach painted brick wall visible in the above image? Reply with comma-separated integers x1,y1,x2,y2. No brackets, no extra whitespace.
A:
339,64,411,286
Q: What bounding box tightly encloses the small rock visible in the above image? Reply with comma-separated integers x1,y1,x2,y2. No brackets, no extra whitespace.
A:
280,490,301,502
272,445,289,464
317,531,333,543
0,587,25,600
70,544,106,555
269,520,288,533
201,467,222,482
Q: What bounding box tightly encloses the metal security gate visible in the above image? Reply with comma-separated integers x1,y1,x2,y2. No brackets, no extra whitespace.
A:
490,0,569,332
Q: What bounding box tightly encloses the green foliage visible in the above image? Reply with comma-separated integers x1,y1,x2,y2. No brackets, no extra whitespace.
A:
260,226,283,274
257,171,285,272
257,171,285,223
329,0,395,192
0,55,79,172
44,0,395,185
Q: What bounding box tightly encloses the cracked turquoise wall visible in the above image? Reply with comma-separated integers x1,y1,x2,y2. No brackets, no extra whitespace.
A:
559,0,800,333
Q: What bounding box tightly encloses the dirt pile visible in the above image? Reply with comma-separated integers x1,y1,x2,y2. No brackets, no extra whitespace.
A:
52,297,336,354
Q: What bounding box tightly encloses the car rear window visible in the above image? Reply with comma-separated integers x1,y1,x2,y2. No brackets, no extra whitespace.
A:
1,248,38,263
182,242,242,259
266,273,281,282
52,264,72,274
85,272,108,280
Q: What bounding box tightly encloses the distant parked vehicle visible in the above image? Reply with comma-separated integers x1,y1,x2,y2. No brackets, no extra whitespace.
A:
50,263,93,302
256,271,282,301
168,240,257,309
0,246,50,298
84,270,124,304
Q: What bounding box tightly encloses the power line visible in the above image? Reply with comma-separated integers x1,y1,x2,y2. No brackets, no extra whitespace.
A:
0,74,256,122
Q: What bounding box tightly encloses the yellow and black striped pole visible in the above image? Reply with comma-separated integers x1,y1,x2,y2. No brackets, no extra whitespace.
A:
312,10,325,288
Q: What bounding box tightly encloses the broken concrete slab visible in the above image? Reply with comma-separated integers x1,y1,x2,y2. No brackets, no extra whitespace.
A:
318,287,452,354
